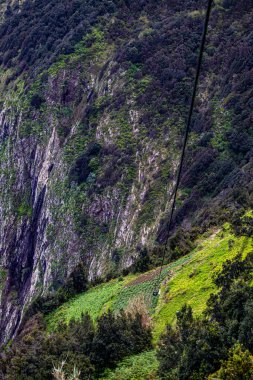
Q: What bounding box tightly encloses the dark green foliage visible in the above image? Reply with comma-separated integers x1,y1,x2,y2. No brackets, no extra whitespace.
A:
69,142,102,185
64,262,89,296
153,0,253,233
210,343,253,380
157,306,227,380
48,314,95,379
132,248,151,274
1,313,95,380
206,254,253,351
157,326,183,379
96,146,136,189
230,212,253,237
0,0,117,76
23,263,89,322
91,310,152,370
178,320,226,380
0,310,152,379
168,229,196,261
157,252,253,379
117,8,203,137
0,314,53,380
30,94,45,109
213,252,253,289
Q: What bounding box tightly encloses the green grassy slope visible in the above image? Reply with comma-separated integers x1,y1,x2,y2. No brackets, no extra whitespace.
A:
100,351,158,380
46,266,171,331
153,225,252,339
47,278,127,331
45,224,253,379
47,224,253,342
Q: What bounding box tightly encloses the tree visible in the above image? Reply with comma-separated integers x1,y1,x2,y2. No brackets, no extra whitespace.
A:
3,314,53,380
157,325,182,380
64,263,89,296
209,343,253,380
157,305,227,380
91,310,152,370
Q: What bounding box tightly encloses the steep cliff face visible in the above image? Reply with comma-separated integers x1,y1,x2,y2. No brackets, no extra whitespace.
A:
0,0,252,343
0,3,180,342
0,41,180,343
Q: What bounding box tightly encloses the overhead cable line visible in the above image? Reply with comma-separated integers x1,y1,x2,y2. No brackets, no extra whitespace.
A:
153,0,213,296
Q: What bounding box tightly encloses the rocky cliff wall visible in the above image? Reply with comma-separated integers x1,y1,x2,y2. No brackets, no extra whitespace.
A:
0,0,252,343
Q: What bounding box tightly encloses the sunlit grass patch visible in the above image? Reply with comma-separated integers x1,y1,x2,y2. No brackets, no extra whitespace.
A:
100,350,158,380
153,228,252,340
46,278,128,331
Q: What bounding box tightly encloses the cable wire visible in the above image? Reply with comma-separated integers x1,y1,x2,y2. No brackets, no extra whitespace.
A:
153,0,213,295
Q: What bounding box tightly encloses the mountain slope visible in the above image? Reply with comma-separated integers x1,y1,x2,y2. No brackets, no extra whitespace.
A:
46,222,253,338
1,224,253,379
0,0,252,345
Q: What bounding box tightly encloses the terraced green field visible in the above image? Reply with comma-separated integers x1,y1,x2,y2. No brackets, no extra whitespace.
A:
46,266,171,331
47,224,253,342
47,277,131,331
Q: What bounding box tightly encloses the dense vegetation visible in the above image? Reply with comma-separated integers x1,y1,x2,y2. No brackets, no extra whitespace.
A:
0,0,252,273
0,310,151,379
0,0,117,77
1,237,253,379
43,223,252,341
0,0,252,378
157,252,253,379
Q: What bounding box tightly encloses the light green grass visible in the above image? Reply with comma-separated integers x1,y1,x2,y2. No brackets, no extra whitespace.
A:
46,278,130,331
153,226,252,340
100,351,158,380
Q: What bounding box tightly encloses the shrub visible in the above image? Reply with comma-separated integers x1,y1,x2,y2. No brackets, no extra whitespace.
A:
91,310,152,370
125,294,152,329
157,305,227,380
30,94,45,109
209,343,253,380
1,309,152,379
157,251,253,379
